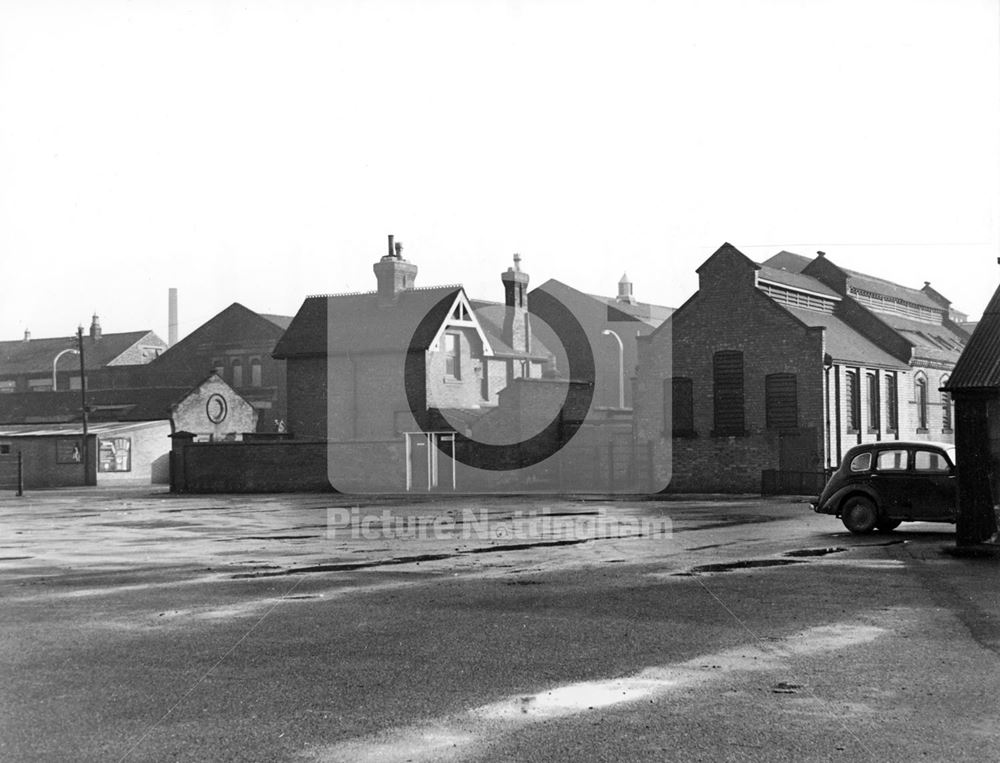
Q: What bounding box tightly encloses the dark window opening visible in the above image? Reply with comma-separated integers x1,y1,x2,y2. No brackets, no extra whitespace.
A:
713,351,744,436
765,373,798,431
668,377,694,436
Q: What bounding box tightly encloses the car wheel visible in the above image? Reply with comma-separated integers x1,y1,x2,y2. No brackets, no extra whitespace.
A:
842,496,878,534
876,518,902,532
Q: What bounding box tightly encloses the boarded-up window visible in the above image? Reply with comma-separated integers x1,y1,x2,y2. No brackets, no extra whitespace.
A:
668,377,694,436
886,374,898,431
713,351,744,435
846,370,860,431
867,372,880,431
765,373,798,430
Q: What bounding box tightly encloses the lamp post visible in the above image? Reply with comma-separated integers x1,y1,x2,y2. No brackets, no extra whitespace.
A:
52,348,80,391
601,329,625,409
76,326,89,485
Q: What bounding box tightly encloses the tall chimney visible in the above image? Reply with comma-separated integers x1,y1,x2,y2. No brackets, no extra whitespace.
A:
23,329,30,342
373,236,418,306
501,254,530,353
90,314,102,341
168,287,178,347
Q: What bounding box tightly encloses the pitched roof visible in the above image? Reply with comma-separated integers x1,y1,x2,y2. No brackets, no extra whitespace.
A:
587,294,674,327
468,300,552,360
876,313,965,364
0,331,160,375
273,286,464,358
0,387,192,424
761,250,812,273
843,269,943,311
779,306,908,369
945,283,1000,390
756,264,841,299
260,314,294,330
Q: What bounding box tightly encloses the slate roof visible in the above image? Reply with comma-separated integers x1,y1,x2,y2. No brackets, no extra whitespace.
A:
260,314,294,330
945,284,1000,390
468,300,553,360
0,331,159,375
756,265,841,299
589,295,674,327
0,421,162,437
761,251,812,273
0,387,193,424
876,313,965,364
843,269,943,311
273,287,464,358
780,306,908,369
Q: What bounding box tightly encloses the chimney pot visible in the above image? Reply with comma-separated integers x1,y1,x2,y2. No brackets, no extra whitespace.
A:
23,329,30,342
816,250,826,258
90,314,102,341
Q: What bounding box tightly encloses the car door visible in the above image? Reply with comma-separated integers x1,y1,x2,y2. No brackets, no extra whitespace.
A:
869,447,912,518
909,448,957,520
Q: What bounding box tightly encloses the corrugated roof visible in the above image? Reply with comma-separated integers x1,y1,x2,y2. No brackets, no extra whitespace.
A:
780,306,908,369
0,421,160,437
0,331,160,375
273,287,464,358
756,265,841,299
946,284,1000,390
0,387,194,425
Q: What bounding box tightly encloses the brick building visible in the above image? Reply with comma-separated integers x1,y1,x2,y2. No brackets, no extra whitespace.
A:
0,315,166,393
142,303,291,431
273,239,550,492
529,276,673,409
634,243,967,493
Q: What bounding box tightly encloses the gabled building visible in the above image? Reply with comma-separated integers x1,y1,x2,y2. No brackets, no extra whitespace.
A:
529,276,673,409
142,303,291,430
634,243,967,493
0,315,166,393
273,239,548,492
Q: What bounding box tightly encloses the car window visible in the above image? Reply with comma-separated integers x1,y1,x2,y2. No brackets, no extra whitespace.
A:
876,449,908,471
915,450,951,472
849,452,872,472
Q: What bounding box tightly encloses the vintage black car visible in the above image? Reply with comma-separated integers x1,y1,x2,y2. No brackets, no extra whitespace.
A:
812,441,957,534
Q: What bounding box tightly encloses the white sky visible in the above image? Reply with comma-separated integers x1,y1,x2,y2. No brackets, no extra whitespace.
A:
1,0,998,342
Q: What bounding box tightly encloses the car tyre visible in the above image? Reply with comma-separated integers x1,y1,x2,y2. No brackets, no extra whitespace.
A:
876,518,902,532
842,496,878,534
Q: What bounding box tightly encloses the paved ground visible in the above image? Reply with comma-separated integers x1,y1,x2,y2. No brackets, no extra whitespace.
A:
1,488,999,761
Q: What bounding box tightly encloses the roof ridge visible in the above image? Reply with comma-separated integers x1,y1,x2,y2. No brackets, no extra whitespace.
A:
306,284,463,300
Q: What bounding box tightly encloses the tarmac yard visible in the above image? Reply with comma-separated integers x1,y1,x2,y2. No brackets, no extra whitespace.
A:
1,489,999,762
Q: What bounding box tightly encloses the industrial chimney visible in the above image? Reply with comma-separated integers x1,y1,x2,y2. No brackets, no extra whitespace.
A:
168,288,179,347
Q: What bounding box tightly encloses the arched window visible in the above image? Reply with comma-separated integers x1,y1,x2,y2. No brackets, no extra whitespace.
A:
915,375,928,431
845,369,860,432
885,374,898,431
250,357,263,387
867,372,880,431
231,357,243,388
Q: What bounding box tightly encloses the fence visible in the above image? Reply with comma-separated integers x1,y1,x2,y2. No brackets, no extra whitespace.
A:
0,452,24,496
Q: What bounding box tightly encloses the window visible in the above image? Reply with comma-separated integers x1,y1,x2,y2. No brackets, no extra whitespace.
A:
867,372,880,431
97,437,131,473
0,380,15,394
713,351,744,435
444,333,460,379
850,452,872,472
669,377,694,436
915,450,950,472
212,358,225,377
886,374,898,431
876,449,908,471
941,376,953,432
915,376,928,431
28,378,52,393
845,370,860,432
0,444,10,455
765,373,798,430
250,357,263,387
231,357,243,388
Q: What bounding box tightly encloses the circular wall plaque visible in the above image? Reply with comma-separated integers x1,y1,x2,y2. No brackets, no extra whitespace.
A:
206,393,228,424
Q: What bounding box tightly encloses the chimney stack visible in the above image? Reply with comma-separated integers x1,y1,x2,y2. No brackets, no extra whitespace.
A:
168,288,178,347
501,254,530,353
23,329,30,342
373,235,418,306
90,314,102,341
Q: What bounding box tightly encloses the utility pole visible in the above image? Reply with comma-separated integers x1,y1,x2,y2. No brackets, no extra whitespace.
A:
77,326,89,485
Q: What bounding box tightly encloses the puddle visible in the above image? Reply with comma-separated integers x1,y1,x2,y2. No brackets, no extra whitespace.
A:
784,547,846,558
682,559,804,575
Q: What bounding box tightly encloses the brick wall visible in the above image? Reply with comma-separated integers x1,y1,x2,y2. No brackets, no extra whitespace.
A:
172,440,332,492
635,245,825,492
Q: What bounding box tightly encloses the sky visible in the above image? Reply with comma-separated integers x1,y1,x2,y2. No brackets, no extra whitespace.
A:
1,0,998,343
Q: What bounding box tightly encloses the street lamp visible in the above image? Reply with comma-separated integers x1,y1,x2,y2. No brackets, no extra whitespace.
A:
601,329,625,409
52,348,80,391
